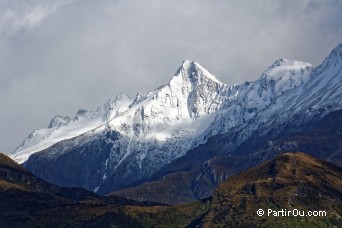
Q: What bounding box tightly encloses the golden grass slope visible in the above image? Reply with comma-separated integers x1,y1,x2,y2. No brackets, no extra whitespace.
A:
203,152,342,227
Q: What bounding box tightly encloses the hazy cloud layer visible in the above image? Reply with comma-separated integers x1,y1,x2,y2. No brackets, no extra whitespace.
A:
1,0,342,153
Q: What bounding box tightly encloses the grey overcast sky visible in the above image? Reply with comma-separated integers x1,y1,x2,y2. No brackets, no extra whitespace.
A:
1,0,342,154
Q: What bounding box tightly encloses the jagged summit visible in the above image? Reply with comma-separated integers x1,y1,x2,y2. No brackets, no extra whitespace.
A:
75,108,88,118
331,42,342,55
172,59,222,85
262,58,312,79
257,58,313,93
48,115,71,128
128,60,224,110
102,93,132,117
129,92,146,107
113,92,132,102
314,42,342,75
270,58,308,66
103,93,132,110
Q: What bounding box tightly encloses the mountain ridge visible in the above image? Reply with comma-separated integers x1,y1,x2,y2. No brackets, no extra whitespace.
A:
10,42,342,195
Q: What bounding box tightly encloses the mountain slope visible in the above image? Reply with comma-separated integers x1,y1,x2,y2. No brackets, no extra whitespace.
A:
3,151,341,227
111,155,234,205
203,152,342,227
0,152,59,193
0,152,210,227
110,107,342,205
11,93,133,164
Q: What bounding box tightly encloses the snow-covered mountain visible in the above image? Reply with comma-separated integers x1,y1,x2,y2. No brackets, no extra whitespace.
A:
202,58,313,138
10,60,233,192
10,43,342,194
192,45,342,162
12,60,229,165
11,93,133,164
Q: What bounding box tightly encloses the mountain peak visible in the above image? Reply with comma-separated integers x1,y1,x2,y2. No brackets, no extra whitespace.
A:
129,92,147,107
173,60,222,85
317,42,342,71
268,58,312,70
332,42,342,53
75,108,88,118
105,92,132,109
114,92,131,102
272,58,293,67
180,59,192,68
261,58,312,83
48,115,71,128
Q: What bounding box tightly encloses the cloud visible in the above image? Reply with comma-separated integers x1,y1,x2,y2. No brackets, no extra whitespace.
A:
0,0,342,154
0,0,73,35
